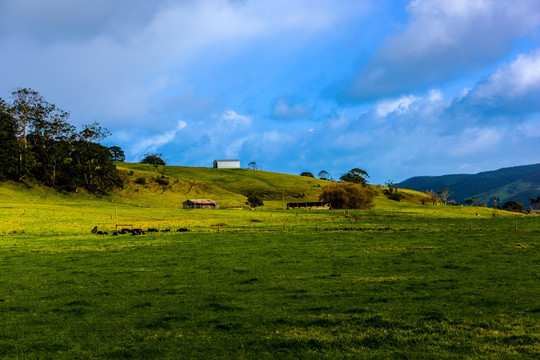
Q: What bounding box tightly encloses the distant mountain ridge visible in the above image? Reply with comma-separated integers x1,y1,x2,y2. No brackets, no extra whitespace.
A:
396,163,540,208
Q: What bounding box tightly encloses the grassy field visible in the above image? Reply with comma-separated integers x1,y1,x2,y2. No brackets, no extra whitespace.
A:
0,166,539,358
1,230,538,359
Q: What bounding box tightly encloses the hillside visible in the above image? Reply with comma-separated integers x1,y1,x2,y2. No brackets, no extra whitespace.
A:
0,163,431,210
396,163,540,208
115,163,332,208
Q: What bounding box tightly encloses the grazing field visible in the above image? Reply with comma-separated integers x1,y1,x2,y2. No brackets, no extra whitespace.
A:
1,228,539,359
1,167,539,358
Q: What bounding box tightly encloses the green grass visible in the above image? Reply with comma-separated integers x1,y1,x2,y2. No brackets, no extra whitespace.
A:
1,166,539,358
1,231,538,359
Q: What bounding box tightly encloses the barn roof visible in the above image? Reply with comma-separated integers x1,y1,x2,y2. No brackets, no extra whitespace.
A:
214,159,239,162
184,199,217,204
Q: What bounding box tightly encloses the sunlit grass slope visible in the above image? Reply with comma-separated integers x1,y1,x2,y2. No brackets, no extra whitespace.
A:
117,163,330,204
116,163,340,209
113,167,246,208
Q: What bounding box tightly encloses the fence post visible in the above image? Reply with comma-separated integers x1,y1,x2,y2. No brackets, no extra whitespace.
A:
470,220,472,231
388,220,391,230
515,220,518,231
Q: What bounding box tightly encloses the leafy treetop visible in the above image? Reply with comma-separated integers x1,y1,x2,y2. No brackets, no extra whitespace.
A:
340,168,369,186
140,153,166,166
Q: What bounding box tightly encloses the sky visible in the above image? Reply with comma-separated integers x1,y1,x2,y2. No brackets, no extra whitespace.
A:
1,0,540,184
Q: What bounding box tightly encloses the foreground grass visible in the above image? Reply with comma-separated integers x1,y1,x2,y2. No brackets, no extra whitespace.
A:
1,230,538,359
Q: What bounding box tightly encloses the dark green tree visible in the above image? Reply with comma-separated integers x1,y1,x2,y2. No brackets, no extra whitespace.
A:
109,146,126,162
318,170,331,180
530,196,540,211
64,124,121,193
246,192,264,208
140,153,166,166
7,88,73,181
502,200,523,213
0,108,19,180
69,141,122,193
300,171,314,177
340,168,369,186
1,88,122,193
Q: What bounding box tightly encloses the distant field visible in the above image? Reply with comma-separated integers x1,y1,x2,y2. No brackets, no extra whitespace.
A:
1,230,538,359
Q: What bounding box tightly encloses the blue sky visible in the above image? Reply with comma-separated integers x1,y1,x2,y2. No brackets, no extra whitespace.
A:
1,0,539,184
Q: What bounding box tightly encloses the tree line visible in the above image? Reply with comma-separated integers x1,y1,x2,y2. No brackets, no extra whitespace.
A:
0,88,122,193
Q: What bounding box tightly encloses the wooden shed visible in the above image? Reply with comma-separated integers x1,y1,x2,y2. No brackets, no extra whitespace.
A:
287,202,330,210
183,199,219,209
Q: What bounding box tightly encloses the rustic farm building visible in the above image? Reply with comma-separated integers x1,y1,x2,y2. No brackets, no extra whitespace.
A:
287,202,331,210
183,199,219,209
213,159,240,169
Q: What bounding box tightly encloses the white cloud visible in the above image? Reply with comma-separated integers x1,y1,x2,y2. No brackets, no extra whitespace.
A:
221,110,252,128
471,48,540,100
375,95,416,118
130,120,186,155
427,89,443,102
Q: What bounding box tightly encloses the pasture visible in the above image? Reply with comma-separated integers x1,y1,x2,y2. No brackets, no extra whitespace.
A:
1,221,539,358
0,173,539,358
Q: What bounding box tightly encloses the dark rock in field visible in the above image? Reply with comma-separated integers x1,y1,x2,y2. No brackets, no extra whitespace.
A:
91,226,98,234
176,228,189,232
112,231,119,236
161,229,171,232
147,228,159,232
119,228,131,235
96,231,108,235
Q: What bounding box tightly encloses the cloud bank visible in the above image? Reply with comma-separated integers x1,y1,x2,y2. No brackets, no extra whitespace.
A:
1,0,539,183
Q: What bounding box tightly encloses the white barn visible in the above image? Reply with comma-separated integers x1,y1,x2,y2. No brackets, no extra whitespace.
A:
213,159,240,169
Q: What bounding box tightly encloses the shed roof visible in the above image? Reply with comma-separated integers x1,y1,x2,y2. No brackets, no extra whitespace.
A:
184,199,218,204
214,159,239,162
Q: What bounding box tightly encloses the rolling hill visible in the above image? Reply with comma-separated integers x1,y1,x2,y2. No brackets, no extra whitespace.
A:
0,162,431,210
396,163,540,208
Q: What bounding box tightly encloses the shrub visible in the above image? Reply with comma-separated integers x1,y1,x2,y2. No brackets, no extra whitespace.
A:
134,177,147,185
382,181,404,202
503,200,523,213
155,177,169,186
319,183,375,209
